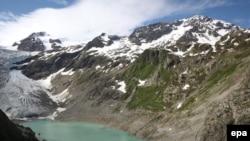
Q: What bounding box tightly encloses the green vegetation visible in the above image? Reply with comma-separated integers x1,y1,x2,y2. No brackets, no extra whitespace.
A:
123,49,159,80
158,67,178,84
196,68,206,82
219,47,250,60
123,49,163,99
127,86,168,112
128,63,156,79
122,49,180,110
205,62,239,90
71,70,91,88
234,48,250,59
195,62,240,102
178,61,240,111
234,51,250,59
178,96,195,111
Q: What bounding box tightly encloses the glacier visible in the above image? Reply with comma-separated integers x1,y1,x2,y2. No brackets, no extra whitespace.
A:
0,48,58,119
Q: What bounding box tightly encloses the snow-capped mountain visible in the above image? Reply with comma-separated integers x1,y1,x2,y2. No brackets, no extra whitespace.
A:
129,15,236,45
12,32,62,51
1,15,250,141
12,31,85,52
84,15,240,61
11,15,240,58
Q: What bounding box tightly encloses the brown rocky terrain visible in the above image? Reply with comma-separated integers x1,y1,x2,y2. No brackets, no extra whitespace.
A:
51,30,250,141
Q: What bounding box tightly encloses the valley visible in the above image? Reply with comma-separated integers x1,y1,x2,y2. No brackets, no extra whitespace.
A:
0,15,250,141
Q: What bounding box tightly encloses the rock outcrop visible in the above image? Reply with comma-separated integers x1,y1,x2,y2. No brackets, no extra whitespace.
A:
0,110,39,141
14,32,62,52
16,32,47,52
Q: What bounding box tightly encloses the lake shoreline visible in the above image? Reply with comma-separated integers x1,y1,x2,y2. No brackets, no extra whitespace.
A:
21,119,144,141
13,109,150,141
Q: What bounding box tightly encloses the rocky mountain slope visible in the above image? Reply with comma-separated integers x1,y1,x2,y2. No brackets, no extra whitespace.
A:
2,15,250,141
0,109,38,141
12,32,63,51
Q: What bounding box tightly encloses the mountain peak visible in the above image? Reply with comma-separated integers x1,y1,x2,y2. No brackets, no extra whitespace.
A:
13,31,62,52
183,15,238,30
84,33,121,50
29,31,49,37
188,15,212,21
128,15,239,47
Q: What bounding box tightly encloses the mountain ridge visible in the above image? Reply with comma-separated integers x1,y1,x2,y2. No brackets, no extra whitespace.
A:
1,15,250,141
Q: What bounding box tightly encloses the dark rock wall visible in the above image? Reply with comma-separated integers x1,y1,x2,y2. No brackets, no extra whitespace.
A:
0,110,38,141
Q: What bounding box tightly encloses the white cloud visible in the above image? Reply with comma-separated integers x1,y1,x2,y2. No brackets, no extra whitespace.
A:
0,0,227,46
48,0,68,5
0,11,17,22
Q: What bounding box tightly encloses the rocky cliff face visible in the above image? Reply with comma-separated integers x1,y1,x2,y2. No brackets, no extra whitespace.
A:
4,15,250,141
0,110,38,141
13,32,62,51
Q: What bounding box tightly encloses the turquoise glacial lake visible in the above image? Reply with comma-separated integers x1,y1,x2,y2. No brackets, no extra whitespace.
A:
21,120,144,141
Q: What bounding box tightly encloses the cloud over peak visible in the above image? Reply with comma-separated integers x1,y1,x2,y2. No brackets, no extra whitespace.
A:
0,0,227,46
48,0,69,5
0,11,17,22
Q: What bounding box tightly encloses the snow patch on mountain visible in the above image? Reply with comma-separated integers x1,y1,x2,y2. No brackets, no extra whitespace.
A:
117,81,126,93
138,79,146,86
177,102,183,109
85,16,237,61
182,84,190,90
234,42,239,47
60,69,75,76
42,107,67,120
50,88,71,103
36,69,64,89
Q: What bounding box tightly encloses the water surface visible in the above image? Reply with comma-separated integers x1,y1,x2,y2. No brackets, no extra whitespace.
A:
22,120,144,141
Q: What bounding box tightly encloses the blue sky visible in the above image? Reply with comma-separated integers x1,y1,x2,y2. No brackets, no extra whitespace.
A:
0,0,249,46
147,1,250,28
1,0,249,27
0,0,74,15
